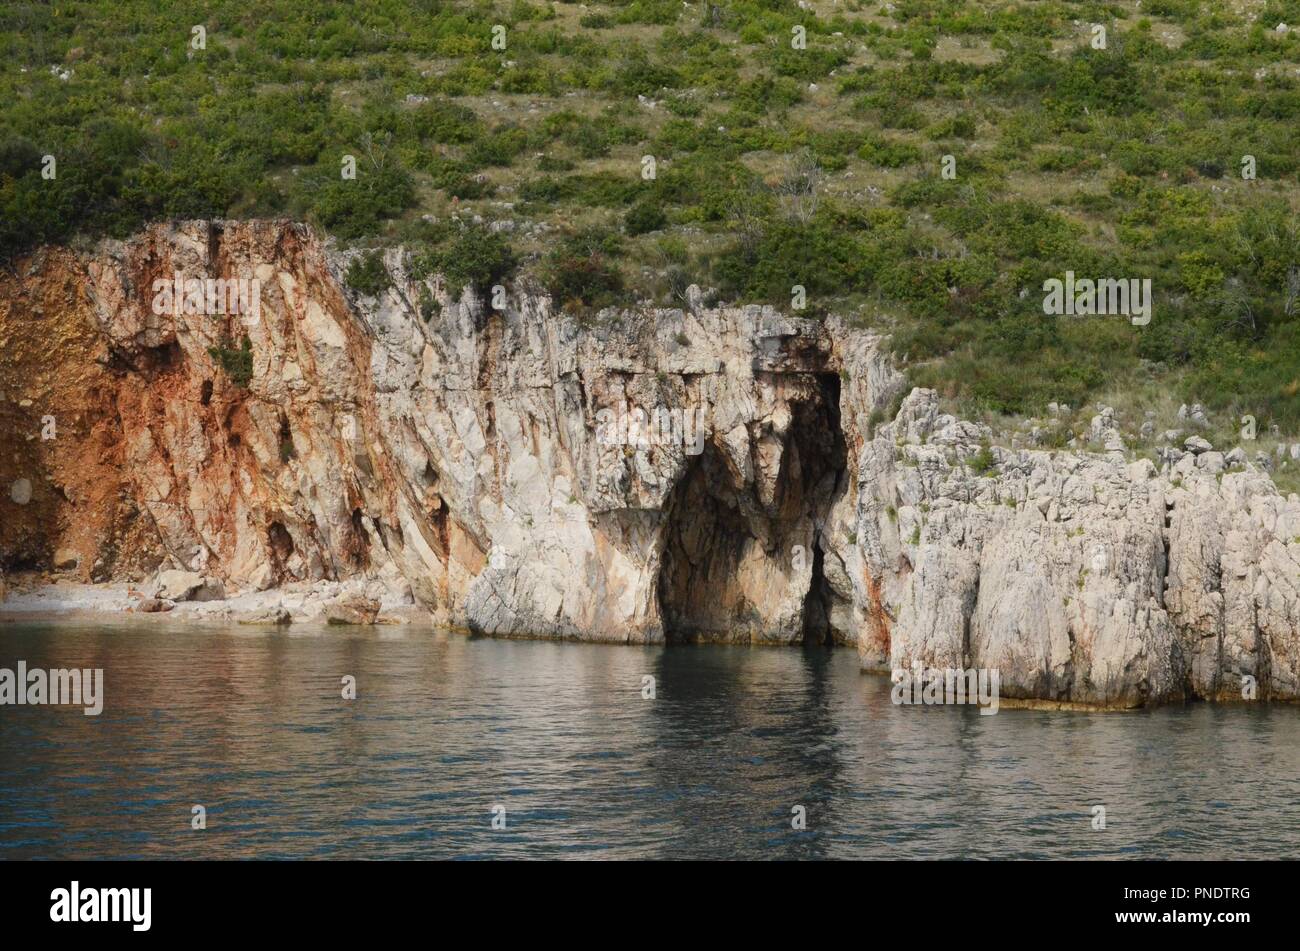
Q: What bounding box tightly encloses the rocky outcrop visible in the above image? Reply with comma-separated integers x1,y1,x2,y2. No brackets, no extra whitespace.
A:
1,220,1297,707
856,390,1300,706
325,595,381,626
152,569,224,602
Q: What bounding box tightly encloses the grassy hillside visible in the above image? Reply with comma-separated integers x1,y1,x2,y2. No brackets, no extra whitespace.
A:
2,0,1299,458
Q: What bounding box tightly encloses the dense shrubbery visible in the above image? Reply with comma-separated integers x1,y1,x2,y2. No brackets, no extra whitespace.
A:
624,201,667,235
413,224,518,294
305,163,416,239
543,228,625,313
345,251,392,297
714,214,870,301
2,0,1299,429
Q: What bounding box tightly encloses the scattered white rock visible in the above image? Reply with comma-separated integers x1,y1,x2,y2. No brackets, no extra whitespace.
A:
1197,451,1225,474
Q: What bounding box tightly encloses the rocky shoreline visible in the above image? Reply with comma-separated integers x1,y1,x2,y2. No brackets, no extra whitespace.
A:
2,219,1298,708
0,574,424,627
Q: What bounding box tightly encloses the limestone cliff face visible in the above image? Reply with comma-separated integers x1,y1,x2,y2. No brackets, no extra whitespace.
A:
1,220,1298,707
858,391,1300,706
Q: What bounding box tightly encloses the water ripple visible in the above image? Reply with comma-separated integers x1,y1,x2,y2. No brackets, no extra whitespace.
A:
0,622,1297,858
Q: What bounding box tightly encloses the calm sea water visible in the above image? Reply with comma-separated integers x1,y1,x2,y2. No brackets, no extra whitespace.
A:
1,621,1297,860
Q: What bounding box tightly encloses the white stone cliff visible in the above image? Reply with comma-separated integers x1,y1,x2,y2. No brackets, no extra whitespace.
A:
1,220,1297,708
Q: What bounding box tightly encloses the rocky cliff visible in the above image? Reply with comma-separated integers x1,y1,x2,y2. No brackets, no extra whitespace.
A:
2,220,1297,707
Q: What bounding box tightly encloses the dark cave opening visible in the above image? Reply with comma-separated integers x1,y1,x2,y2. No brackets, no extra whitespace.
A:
656,372,847,645
268,521,294,562
343,506,371,569
267,520,295,582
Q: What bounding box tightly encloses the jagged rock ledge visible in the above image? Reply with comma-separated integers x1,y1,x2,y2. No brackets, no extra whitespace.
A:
1,220,1297,709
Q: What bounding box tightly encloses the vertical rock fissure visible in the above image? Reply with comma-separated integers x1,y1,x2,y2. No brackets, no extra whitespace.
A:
800,372,849,646
801,530,833,646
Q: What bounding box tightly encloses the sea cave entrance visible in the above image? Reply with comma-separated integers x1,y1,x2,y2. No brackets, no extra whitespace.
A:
656,372,848,645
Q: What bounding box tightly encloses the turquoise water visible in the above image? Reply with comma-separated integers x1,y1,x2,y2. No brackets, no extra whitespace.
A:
1,621,1297,859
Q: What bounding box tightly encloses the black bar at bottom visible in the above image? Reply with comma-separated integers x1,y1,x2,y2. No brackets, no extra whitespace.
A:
0,859,1282,938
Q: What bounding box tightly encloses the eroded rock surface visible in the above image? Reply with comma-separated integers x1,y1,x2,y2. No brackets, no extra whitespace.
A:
1,220,1297,706
857,389,1300,705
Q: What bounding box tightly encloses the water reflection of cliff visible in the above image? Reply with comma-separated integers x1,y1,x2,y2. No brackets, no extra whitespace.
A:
1,623,1297,860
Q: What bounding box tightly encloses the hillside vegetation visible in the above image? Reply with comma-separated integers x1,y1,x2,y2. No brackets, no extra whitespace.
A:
2,0,1298,453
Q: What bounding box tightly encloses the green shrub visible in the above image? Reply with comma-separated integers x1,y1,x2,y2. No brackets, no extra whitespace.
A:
427,159,493,200
625,201,668,235
209,337,254,388
714,215,870,302
609,55,682,96
415,225,518,294
543,229,625,312
466,126,530,169
306,163,415,240
417,285,441,322
345,251,392,296
966,444,997,475
410,101,482,144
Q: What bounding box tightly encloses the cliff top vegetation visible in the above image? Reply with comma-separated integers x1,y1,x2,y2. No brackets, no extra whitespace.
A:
1,0,1298,447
